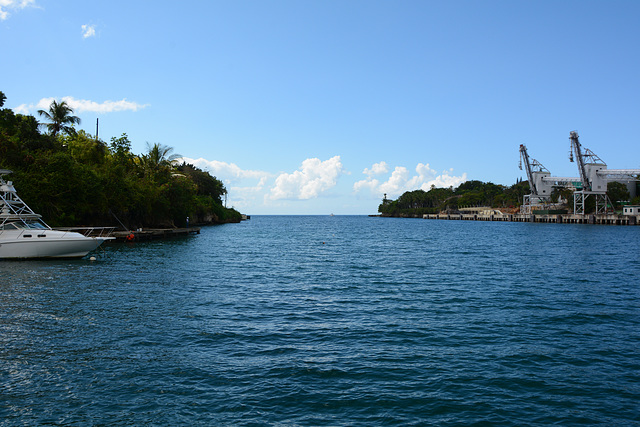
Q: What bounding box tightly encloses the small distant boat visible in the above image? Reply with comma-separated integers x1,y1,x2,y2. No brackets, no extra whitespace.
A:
0,170,114,259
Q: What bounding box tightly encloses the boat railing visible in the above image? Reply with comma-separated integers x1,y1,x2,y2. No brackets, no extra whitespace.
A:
53,226,116,238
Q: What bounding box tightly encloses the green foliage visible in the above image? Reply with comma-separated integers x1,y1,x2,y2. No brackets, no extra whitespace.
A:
138,142,181,173
61,130,108,165
175,162,226,203
378,188,454,217
109,133,133,163
0,90,240,228
607,181,630,210
378,179,531,217
552,186,575,211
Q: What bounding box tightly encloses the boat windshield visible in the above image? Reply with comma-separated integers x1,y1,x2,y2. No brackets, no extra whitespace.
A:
24,221,48,229
0,221,48,230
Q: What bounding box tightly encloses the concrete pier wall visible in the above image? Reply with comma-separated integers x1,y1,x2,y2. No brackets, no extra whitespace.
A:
423,213,639,225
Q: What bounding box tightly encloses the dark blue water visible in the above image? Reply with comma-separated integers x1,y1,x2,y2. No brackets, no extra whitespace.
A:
1,216,639,425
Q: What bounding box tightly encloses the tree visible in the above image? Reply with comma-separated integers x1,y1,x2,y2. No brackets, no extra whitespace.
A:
1,89,241,227
37,100,81,137
109,133,132,158
607,181,630,210
139,142,181,174
62,130,108,164
175,162,226,203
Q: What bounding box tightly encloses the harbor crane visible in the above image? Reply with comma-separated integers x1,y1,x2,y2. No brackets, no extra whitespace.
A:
568,131,640,214
519,144,579,214
519,144,552,213
519,132,640,216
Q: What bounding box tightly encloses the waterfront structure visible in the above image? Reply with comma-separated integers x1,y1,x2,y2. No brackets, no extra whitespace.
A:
519,131,640,215
518,144,578,214
423,211,639,225
568,131,640,214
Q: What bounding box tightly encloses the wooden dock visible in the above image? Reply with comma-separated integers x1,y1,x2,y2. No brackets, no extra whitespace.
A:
112,227,201,241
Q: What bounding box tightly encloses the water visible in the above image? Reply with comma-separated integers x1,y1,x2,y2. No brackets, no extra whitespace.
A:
1,216,639,426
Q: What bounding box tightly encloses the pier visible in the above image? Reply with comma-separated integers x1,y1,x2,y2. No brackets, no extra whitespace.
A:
423,212,638,225
112,227,201,241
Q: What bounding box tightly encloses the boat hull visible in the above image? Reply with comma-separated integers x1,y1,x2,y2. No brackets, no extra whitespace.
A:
0,231,111,259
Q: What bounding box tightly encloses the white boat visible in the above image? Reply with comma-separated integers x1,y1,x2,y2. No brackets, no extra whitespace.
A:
0,169,114,259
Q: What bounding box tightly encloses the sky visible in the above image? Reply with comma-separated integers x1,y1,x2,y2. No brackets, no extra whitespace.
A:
2,1,639,214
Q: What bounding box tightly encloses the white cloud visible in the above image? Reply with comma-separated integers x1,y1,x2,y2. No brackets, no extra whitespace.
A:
0,0,36,20
179,157,275,211
15,96,149,114
181,157,270,188
354,161,467,198
353,178,380,193
81,24,96,38
422,172,468,190
268,156,345,200
13,104,30,114
378,166,411,195
363,161,388,177
139,156,460,213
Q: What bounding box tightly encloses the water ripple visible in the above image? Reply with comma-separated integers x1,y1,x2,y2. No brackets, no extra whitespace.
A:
1,216,639,425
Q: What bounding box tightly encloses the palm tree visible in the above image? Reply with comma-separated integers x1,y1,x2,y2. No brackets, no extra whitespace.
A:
37,100,81,136
139,142,182,172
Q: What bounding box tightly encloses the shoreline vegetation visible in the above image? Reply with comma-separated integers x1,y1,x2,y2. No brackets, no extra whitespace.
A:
378,179,639,218
378,180,529,217
0,91,241,229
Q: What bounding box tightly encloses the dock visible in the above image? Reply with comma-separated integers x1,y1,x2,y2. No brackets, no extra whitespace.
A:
112,227,201,241
423,212,639,225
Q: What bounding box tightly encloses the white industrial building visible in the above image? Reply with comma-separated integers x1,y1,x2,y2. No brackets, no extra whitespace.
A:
519,131,640,215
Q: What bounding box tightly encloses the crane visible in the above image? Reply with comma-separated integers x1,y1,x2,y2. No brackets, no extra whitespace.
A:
519,132,639,216
569,131,606,192
519,144,547,196
518,144,578,213
567,131,640,214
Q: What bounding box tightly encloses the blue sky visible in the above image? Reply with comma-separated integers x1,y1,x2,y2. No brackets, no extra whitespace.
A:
2,1,639,214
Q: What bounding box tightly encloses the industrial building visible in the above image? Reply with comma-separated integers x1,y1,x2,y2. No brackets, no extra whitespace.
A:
519,131,640,215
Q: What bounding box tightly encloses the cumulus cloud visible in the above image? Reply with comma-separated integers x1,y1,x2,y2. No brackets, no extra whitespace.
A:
0,0,36,20
179,157,276,211
268,156,345,200
81,24,96,38
363,161,389,177
13,104,30,115
181,157,270,188
354,161,467,198
353,178,380,193
14,96,149,114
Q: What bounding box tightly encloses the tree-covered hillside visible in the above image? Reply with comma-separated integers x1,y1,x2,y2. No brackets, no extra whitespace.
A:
378,180,531,217
0,91,241,227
